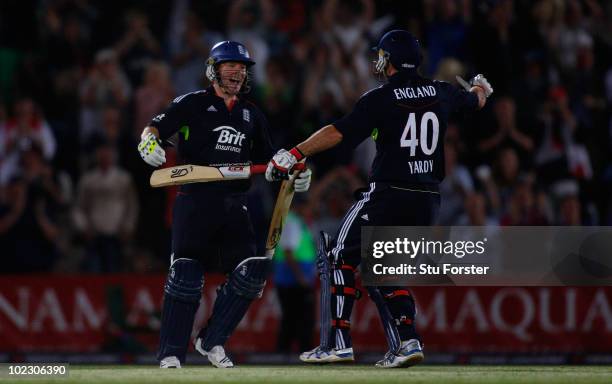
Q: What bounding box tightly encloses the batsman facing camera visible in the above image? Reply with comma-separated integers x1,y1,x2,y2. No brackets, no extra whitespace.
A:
206,40,255,95
136,39,311,370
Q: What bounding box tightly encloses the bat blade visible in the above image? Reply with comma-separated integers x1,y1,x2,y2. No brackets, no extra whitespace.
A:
264,160,306,258
150,164,257,187
456,75,471,91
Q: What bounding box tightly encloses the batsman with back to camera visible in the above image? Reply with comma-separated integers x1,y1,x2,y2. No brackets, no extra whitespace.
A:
266,30,493,368
137,41,312,369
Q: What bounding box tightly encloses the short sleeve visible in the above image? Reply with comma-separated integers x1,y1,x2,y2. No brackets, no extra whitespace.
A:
333,92,378,148
149,94,194,142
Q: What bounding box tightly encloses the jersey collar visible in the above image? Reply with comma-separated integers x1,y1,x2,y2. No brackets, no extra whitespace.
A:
208,85,242,111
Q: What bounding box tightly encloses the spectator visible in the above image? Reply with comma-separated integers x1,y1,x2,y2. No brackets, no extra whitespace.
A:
255,56,298,148
470,0,518,94
167,11,222,95
500,176,549,226
458,192,498,227
438,140,474,225
0,176,26,273
535,86,593,184
558,194,582,225
555,0,592,74
0,144,63,272
43,13,92,122
79,48,131,144
133,61,174,138
274,197,317,353
98,106,134,170
227,0,273,84
478,97,534,167
321,0,374,90
101,106,123,146
433,57,466,84
114,10,161,86
425,0,468,76
474,147,521,219
0,98,57,185
72,140,139,272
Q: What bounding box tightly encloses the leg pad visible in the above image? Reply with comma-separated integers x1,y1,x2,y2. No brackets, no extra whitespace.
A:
201,257,271,349
157,258,204,363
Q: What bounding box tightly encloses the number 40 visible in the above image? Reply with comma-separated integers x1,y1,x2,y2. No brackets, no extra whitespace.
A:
400,112,439,156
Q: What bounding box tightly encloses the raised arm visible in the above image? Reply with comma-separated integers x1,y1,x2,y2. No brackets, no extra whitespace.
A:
471,86,487,110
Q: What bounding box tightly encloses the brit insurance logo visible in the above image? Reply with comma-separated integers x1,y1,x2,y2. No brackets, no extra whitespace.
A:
213,126,246,153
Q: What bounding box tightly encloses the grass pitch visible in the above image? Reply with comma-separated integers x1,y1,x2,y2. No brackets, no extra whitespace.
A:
2,365,611,384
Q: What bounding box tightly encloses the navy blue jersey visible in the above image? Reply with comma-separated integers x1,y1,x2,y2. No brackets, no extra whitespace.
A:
149,87,274,192
334,71,478,185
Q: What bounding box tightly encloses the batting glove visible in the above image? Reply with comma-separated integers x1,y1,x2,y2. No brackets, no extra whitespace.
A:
265,147,305,181
294,168,312,193
138,132,166,167
471,74,493,98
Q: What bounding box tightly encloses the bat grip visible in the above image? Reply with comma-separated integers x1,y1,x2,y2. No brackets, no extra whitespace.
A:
292,162,306,171
250,164,268,174
250,163,306,174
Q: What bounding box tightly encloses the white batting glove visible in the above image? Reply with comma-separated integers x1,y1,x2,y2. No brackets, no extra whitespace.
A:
138,132,166,167
471,74,493,98
294,168,312,193
265,148,304,181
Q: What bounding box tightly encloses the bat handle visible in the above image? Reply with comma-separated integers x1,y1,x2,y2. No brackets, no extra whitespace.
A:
292,162,306,171
250,164,268,174
250,163,306,175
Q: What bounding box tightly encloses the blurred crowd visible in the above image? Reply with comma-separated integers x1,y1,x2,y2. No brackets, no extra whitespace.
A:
1,0,612,275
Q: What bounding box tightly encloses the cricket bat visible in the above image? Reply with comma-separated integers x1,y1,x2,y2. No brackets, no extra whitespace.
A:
456,75,471,91
263,159,307,258
150,163,305,187
230,159,307,285
150,163,267,187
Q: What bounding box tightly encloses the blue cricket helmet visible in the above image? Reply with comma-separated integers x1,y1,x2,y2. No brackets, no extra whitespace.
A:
205,41,255,82
373,30,421,74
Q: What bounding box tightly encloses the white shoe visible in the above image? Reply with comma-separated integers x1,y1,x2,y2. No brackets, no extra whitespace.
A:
299,346,354,363
159,356,181,368
375,339,424,368
194,338,234,368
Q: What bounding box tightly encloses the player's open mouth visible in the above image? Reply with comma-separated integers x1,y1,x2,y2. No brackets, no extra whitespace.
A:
226,78,242,88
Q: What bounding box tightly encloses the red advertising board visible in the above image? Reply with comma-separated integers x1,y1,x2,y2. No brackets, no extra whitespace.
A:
0,275,611,353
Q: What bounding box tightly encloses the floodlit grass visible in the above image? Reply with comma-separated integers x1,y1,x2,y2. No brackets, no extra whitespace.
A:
2,365,611,384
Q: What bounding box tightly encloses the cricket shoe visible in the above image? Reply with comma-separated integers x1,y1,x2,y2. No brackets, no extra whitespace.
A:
159,356,181,368
194,338,234,368
375,339,424,368
299,346,354,363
